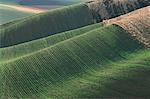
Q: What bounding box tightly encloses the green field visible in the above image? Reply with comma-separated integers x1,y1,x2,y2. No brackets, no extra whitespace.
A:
0,5,33,25
0,0,89,5
0,0,20,4
0,23,102,62
0,0,150,98
1,24,149,98
1,1,149,47
0,0,89,25
19,0,88,5
44,49,150,98
0,4,94,47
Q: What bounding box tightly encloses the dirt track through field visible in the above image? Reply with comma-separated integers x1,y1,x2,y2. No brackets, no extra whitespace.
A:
0,4,46,13
103,6,150,47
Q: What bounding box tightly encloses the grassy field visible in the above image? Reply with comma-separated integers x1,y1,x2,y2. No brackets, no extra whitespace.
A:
0,0,89,25
0,4,94,47
42,49,150,98
0,0,21,4
0,0,150,99
1,24,148,98
0,0,86,4
0,23,102,62
18,0,87,5
1,0,149,48
0,5,33,25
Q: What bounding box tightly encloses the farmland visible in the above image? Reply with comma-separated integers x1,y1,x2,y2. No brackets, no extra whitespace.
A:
0,4,34,25
0,24,146,98
0,23,102,62
0,4,94,47
0,0,150,98
103,6,150,47
0,0,88,5
0,0,87,25
18,0,88,6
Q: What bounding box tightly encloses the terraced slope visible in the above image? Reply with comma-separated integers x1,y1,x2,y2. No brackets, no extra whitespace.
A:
1,0,150,48
0,4,94,47
103,6,150,47
87,0,150,22
40,49,150,98
0,23,102,62
0,25,145,98
0,1,150,99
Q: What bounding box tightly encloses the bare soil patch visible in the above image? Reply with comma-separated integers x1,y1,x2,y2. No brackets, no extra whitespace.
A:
103,6,150,47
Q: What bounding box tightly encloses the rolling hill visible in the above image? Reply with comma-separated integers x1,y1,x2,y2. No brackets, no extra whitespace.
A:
1,0,149,47
0,0,150,98
0,0,88,25
0,24,146,98
19,0,76,5
0,23,102,62
0,0,21,4
88,0,150,22
103,6,150,47
0,0,87,5
0,4,94,47
1,7,150,97
0,4,34,25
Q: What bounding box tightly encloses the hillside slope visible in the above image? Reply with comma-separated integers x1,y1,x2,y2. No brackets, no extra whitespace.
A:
87,0,150,22
0,4,94,47
0,23,102,62
40,49,150,98
0,25,145,98
0,1,150,99
0,4,46,13
0,0,21,4
103,6,150,47
0,4,34,25
1,0,150,48
19,0,75,5
0,0,86,5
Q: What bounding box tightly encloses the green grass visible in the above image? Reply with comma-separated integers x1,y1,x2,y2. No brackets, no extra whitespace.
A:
0,4,94,47
0,1,149,98
0,5,33,25
1,25,147,98
0,0,20,4
41,49,150,98
19,0,89,5
0,23,102,62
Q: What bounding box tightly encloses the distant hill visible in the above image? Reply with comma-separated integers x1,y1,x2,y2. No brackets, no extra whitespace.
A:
19,0,89,5
0,4,94,47
0,0,87,5
0,4,33,25
0,0,21,4
19,0,74,5
87,0,150,22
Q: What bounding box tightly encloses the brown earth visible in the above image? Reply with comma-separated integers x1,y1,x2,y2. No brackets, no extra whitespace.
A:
87,0,150,22
103,6,150,47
